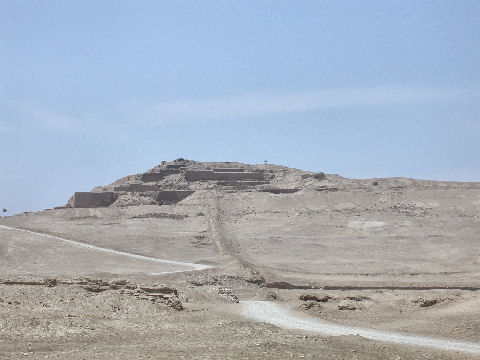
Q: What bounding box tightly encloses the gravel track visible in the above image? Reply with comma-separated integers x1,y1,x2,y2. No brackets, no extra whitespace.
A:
0,225,211,272
240,301,480,355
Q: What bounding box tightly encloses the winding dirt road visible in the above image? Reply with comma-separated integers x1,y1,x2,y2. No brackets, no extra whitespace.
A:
3,224,480,355
240,301,480,355
0,225,211,273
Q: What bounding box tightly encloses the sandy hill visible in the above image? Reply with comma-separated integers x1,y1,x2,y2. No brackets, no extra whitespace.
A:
0,160,479,359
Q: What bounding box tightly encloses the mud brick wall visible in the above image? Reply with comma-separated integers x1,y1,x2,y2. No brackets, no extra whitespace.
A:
261,189,299,194
114,184,160,192
184,170,216,181
156,191,195,204
185,170,265,181
68,192,116,208
217,181,269,188
213,168,246,172
215,172,265,180
141,170,181,182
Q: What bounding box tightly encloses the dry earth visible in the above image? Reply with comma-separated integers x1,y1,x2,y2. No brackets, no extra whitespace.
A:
1,160,479,359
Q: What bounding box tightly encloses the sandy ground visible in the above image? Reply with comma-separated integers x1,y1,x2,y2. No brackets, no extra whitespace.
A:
240,301,480,354
1,162,479,359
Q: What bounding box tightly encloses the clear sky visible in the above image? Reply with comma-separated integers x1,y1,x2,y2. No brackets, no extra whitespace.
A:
1,0,479,214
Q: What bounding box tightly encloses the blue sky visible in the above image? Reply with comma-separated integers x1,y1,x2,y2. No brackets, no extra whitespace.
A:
1,1,479,214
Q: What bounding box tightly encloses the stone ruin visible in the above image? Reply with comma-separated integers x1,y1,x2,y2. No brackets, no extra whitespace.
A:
68,192,116,208
68,191,195,208
184,170,265,181
65,160,321,208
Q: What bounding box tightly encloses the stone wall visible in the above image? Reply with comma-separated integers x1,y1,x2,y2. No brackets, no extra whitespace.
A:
217,181,269,188
213,168,246,172
68,190,194,207
114,184,160,192
166,164,186,169
142,170,181,182
261,188,299,194
68,192,116,208
156,191,195,204
215,172,266,180
184,170,215,181
185,170,265,181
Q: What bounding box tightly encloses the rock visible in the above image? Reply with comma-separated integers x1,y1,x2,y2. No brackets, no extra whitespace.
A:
300,301,322,310
266,291,277,300
168,298,183,310
265,281,314,289
217,287,239,303
412,298,443,307
82,285,109,293
45,278,58,287
338,304,356,310
139,286,177,295
345,295,370,302
245,277,266,285
112,193,158,207
338,300,357,310
299,294,331,302
301,172,326,180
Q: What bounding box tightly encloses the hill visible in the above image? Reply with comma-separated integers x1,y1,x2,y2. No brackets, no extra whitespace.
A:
1,160,479,359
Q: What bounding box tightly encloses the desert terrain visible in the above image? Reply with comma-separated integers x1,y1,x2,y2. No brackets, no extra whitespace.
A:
1,159,479,359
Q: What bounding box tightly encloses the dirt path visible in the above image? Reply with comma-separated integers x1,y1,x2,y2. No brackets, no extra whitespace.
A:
210,194,261,272
240,301,480,355
4,224,479,355
0,225,211,273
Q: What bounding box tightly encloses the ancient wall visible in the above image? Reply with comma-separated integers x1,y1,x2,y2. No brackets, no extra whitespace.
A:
142,170,181,182
217,181,269,188
184,170,215,181
114,184,160,192
185,170,265,181
216,172,265,180
213,168,246,172
68,192,116,208
261,188,299,194
315,187,338,192
156,191,195,204
166,164,186,169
